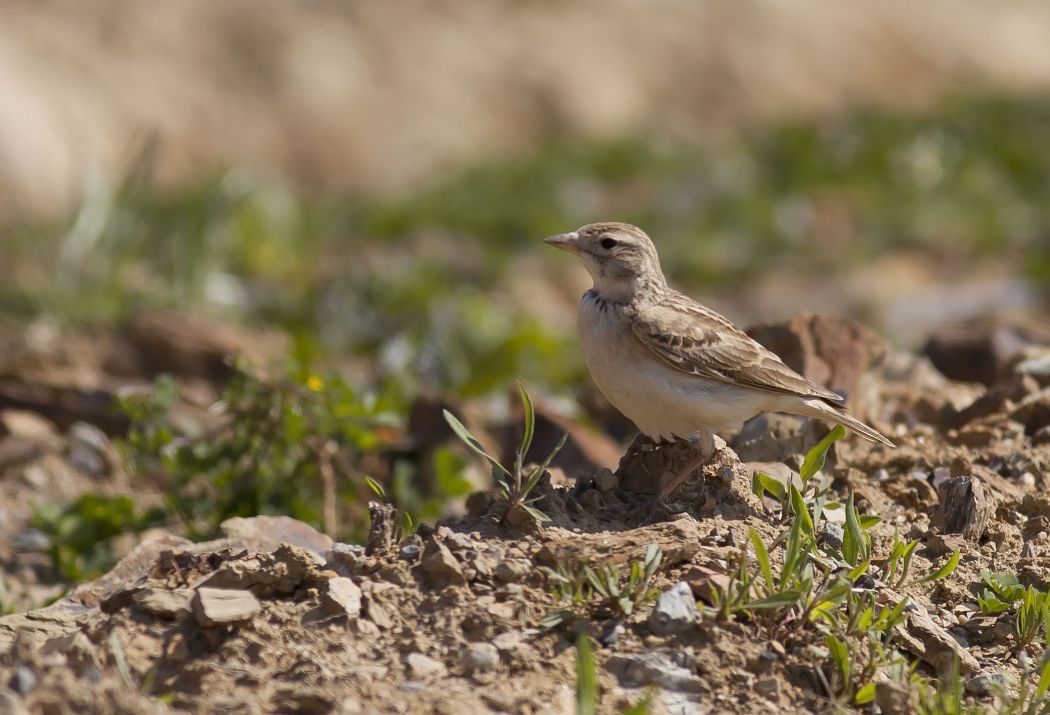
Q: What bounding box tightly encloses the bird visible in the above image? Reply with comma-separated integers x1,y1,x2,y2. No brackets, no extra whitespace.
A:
544,221,894,498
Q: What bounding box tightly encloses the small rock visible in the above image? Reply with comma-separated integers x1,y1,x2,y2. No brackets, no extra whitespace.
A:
818,524,844,550
67,422,110,476
13,529,50,553
462,643,500,673
195,543,323,595
407,652,447,679
952,426,995,448
399,540,422,562
606,653,706,693
364,596,394,629
683,566,731,606
321,577,362,617
0,410,56,438
966,672,1008,696
421,540,466,586
648,582,698,636
326,543,366,575
491,631,524,652
876,680,913,715
220,515,334,556
754,677,780,701
936,475,994,540
599,622,625,647
134,588,192,619
100,585,145,613
495,559,531,583
192,587,261,627
8,666,36,695
595,468,618,492
487,601,516,620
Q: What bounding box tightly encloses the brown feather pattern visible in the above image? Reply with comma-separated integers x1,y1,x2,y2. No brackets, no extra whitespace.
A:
628,290,846,404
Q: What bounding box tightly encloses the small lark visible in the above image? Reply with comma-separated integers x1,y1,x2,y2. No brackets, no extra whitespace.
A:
545,222,893,497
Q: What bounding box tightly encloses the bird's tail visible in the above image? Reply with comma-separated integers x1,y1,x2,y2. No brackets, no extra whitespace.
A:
798,399,896,448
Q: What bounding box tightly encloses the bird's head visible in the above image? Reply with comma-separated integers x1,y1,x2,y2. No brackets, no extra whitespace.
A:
544,222,666,302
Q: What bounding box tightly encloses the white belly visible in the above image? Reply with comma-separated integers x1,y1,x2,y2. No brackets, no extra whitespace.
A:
578,296,774,441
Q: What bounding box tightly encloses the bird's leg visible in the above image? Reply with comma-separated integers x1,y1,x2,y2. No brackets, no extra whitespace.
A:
623,432,656,459
657,431,717,500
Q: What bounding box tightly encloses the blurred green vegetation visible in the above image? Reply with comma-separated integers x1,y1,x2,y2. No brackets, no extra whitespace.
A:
8,94,1050,580
4,95,1050,393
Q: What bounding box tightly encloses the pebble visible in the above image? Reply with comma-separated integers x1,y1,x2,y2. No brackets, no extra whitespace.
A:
491,631,524,652
13,529,50,553
648,582,698,636
495,559,531,583
606,653,706,693
321,577,362,618
818,524,844,550
1018,472,1036,487
192,587,261,627
462,643,500,673
9,666,36,695
406,652,447,678
1,409,56,438
134,588,192,619
755,677,780,700
422,540,467,586
966,672,1007,695
325,543,366,575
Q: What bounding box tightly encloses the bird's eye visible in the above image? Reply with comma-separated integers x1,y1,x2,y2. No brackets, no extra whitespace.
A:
599,237,618,249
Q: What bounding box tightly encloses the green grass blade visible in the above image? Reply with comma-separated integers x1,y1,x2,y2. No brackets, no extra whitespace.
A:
515,382,535,475
907,550,960,587
800,424,846,483
749,528,774,591
443,409,511,478
575,634,598,715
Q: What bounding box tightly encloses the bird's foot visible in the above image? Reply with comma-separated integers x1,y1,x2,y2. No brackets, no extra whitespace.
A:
654,437,725,501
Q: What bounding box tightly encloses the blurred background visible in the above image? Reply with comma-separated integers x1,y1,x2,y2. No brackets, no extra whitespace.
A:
2,0,1050,598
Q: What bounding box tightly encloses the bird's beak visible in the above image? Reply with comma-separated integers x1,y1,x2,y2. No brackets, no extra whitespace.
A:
543,231,580,253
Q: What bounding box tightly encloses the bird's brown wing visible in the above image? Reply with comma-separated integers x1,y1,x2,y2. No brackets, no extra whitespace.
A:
629,291,844,403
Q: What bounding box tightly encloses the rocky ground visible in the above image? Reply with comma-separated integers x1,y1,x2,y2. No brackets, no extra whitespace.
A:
1,311,1050,713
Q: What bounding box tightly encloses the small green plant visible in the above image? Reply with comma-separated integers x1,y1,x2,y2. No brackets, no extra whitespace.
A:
32,494,165,581
584,544,663,618
752,425,845,523
1015,587,1050,649
443,384,566,525
364,476,415,542
974,573,1050,649
120,363,411,541
821,591,911,705
882,532,921,587
978,572,1027,615
542,545,663,627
